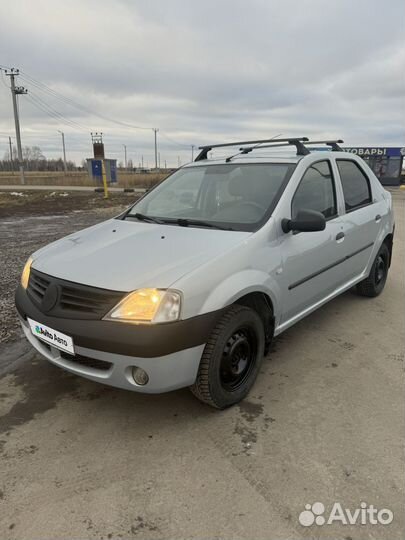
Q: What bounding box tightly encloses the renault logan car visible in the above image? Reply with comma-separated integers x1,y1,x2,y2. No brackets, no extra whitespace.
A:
15,137,394,409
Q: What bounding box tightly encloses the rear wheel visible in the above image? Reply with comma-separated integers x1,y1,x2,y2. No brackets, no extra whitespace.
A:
356,243,389,297
190,305,265,409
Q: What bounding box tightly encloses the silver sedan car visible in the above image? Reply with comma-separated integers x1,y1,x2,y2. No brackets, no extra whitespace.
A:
16,137,394,408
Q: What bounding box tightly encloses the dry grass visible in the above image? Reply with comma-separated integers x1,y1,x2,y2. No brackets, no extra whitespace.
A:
0,171,168,188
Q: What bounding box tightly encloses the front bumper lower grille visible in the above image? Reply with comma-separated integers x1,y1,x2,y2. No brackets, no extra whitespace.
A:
59,351,113,371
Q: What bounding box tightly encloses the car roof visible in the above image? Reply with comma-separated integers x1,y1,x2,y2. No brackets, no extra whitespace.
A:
182,150,354,168
183,155,302,168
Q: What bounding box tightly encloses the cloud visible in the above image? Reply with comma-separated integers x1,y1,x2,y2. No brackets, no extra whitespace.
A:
0,0,404,165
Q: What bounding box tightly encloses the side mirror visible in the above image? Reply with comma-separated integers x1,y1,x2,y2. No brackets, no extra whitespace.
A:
281,209,326,233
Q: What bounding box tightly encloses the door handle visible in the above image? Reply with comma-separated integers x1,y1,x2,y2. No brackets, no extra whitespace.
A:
335,232,345,241
375,214,381,222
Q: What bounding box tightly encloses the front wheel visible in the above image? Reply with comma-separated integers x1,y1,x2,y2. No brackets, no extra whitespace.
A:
190,305,265,409
356,243,390,297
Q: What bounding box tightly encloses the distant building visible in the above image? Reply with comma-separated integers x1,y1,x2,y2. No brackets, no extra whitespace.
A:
86,132,117,184
86,158,117,183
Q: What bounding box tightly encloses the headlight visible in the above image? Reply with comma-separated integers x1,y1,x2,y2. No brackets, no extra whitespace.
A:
104,288,181,324
21,257,33,289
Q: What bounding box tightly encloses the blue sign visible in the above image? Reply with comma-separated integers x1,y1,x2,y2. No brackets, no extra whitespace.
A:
344,147,405,158
91,160,102,178
110,161,117,183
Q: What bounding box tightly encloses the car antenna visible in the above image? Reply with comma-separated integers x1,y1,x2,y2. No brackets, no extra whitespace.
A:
225,134,283,163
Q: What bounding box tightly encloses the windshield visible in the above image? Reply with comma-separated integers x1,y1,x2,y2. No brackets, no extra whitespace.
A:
125,163,295,231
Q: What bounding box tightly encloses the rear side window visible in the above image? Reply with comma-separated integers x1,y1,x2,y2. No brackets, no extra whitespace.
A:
336,160,372,212
292,160,337,219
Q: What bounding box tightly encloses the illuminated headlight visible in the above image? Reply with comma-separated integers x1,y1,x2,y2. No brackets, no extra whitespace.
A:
21,257,33,289
104,288,182,324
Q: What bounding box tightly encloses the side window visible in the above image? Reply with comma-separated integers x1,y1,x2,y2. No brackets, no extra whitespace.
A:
336,160,372,212
292,161,336,219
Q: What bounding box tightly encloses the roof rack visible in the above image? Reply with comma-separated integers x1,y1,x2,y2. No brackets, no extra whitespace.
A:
243,139,344,153
194,137,309,161
194,137,344,161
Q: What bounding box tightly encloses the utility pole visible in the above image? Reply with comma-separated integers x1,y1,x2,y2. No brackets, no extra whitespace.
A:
123,144,127,170
164,159,167,169
8,136,14,174
141,155,144,169
158,152,161,170
58,130,67,173
5,68,27,185
191,145,195,161
153,128,159,170
177,156,181,168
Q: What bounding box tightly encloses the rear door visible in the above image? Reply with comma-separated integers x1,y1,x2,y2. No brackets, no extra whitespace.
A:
279,159,347,324
333,158,378,278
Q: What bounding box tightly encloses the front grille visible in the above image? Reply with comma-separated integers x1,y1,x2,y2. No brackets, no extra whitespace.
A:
27,268,124,320
59,351,112,371
28,271,50,303
60,285,117,314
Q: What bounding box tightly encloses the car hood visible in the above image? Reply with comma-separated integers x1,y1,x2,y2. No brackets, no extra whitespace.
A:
32,218,251,291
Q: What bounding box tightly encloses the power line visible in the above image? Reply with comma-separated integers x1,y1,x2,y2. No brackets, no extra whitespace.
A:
19,71,154,131
159,130,193,148
0,69,9,89
26,93,89,132
31,92,90,131
29,91,90,130
26,94,85,132
2,67,197,163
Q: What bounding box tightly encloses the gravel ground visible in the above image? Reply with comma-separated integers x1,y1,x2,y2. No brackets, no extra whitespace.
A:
0,191,136,343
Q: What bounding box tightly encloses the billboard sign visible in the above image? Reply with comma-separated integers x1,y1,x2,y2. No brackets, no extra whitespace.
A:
343,147,405,158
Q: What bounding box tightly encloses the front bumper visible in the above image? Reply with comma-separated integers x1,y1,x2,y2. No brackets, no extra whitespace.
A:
15,284,222,393
19,316,204,393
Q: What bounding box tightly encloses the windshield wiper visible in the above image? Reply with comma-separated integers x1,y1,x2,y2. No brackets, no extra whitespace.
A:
125,213,233,230
125,212,165,224
167,218,234,231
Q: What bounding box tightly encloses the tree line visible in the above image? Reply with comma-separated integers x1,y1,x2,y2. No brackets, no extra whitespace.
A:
1,145,77,172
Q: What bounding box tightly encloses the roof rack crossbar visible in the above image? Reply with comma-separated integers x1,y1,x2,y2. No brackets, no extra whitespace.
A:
239,138,344,155
303,139,344,151
194,137,344,161
240,138,311,156
194,137,309,161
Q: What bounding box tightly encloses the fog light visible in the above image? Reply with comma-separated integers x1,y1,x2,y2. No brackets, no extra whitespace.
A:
132,366,149,386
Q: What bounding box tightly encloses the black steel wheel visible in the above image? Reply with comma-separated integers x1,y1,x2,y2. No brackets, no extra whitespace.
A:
220,327,258,392
356,242,389,297
190,305,265,409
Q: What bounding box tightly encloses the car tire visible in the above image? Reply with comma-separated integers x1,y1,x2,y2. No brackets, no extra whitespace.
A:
190,305,265,409
356,242,390,297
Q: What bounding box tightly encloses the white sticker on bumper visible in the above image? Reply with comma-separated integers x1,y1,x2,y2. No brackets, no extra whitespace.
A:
27,317,75,355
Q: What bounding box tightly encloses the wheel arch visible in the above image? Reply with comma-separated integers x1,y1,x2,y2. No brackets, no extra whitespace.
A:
198,270,280,321
382,231,394,267
232,291,275,353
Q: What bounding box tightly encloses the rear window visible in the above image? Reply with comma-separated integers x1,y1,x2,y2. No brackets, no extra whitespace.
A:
336,160,372,212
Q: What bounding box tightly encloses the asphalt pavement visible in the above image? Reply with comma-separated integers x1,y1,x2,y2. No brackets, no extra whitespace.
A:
0,191,404,540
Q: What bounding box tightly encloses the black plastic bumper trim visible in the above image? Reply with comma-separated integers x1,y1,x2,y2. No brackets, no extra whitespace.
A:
15,285,224,358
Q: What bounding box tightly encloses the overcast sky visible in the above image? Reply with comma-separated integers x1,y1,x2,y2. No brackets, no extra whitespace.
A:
0,0,404,167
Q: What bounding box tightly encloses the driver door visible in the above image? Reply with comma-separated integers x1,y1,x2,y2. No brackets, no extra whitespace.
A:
279,159,347,324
